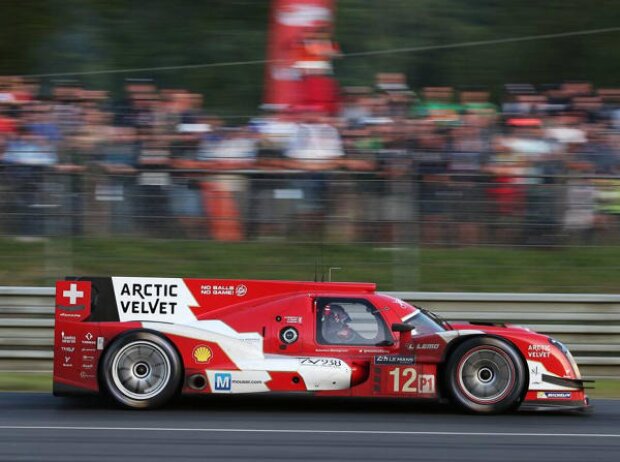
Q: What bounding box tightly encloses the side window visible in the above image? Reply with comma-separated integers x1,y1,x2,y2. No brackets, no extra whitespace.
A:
317,298,391,346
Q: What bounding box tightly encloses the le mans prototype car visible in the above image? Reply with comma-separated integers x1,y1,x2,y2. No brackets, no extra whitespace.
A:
53,277,590,413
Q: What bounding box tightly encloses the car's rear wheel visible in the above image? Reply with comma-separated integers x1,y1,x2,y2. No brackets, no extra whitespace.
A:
101,331,182,409
445,337,526,414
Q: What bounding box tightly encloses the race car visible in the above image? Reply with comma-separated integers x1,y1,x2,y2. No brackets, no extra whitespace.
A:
53,277,591,413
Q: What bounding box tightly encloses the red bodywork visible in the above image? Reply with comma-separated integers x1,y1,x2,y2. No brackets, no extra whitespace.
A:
53,278,589,410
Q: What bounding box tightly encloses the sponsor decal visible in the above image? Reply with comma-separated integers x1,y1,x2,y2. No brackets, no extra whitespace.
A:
61,331,76,344
62,355,73,367
230,379,263,385
56,281,91,319
81,332,96,346
97,337,105,350
120,282,178,298
415,344,440,350
208,371,270,393
280,327,299,344
58,283,86,310
113,277,198,322
118,294,176,315
214,373,232,391
193,345,213,364
389,297,409,309
59,312,82,319
81,363,94,370
284,316,302,324
119,283,178,315
235,284,247,297
63,283,84,305
80,371,96,379
528,344,551,359
299,358,343,368
200,284,239,296
61,346,74,353
529,363,543,385
80,347,96,353
537,391,572,399
240,337,262,348
374,355,416,366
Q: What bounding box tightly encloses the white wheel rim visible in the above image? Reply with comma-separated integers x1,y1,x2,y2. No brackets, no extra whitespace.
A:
111,341,171,401
457,347,514,404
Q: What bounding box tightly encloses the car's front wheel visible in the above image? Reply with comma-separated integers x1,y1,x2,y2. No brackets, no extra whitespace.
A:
445,337,526,414
101,331,182,409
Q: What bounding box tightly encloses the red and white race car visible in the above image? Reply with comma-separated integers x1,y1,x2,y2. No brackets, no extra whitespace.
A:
53,277,590,413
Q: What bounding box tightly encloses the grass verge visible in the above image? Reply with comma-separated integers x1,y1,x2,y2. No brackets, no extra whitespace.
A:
2,237,620,292
0,373,52,392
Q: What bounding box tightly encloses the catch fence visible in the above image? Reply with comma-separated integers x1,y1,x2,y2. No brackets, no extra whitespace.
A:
0,161,619,291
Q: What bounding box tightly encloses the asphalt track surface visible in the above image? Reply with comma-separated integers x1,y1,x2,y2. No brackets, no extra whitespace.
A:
0,393,618,462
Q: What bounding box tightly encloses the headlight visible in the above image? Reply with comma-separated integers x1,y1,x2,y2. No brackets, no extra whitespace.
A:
548,337,569,355
548,337,582,379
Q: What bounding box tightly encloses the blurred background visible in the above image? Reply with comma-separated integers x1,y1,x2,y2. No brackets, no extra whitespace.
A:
1,0,620,292
1,0,620,395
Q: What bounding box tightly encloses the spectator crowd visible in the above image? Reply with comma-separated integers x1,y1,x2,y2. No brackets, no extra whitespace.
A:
1,74,620,246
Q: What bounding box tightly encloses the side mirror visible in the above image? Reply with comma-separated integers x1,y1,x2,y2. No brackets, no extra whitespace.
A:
392,323,415,355
391,323,414,333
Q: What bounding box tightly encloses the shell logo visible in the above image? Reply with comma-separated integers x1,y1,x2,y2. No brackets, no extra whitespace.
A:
193,345,213,364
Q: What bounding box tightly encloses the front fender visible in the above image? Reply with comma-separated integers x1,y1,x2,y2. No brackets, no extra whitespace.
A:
446,325,590,409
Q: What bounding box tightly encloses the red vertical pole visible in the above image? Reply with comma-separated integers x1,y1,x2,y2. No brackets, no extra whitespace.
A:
263,0,336,110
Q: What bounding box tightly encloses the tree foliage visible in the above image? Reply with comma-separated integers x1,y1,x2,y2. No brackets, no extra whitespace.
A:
1,0,619,113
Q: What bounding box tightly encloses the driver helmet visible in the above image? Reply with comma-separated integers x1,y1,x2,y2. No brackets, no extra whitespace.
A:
323,304,351,326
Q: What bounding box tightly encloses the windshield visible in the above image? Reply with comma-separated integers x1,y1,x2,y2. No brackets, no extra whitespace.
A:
404,310,445,335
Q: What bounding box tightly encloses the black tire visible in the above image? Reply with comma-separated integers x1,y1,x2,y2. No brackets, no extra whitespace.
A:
100,331,182,409
445,337,526,414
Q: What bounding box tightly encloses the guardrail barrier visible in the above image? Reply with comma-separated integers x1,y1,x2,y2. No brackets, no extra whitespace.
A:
1,287,618,378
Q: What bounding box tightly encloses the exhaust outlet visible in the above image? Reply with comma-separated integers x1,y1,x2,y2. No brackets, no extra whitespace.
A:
188,374,207,390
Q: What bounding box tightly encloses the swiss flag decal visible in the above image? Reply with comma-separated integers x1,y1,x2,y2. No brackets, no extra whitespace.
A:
56,281,91,320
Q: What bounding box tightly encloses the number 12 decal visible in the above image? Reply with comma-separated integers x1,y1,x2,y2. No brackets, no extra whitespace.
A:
388,367,435,394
